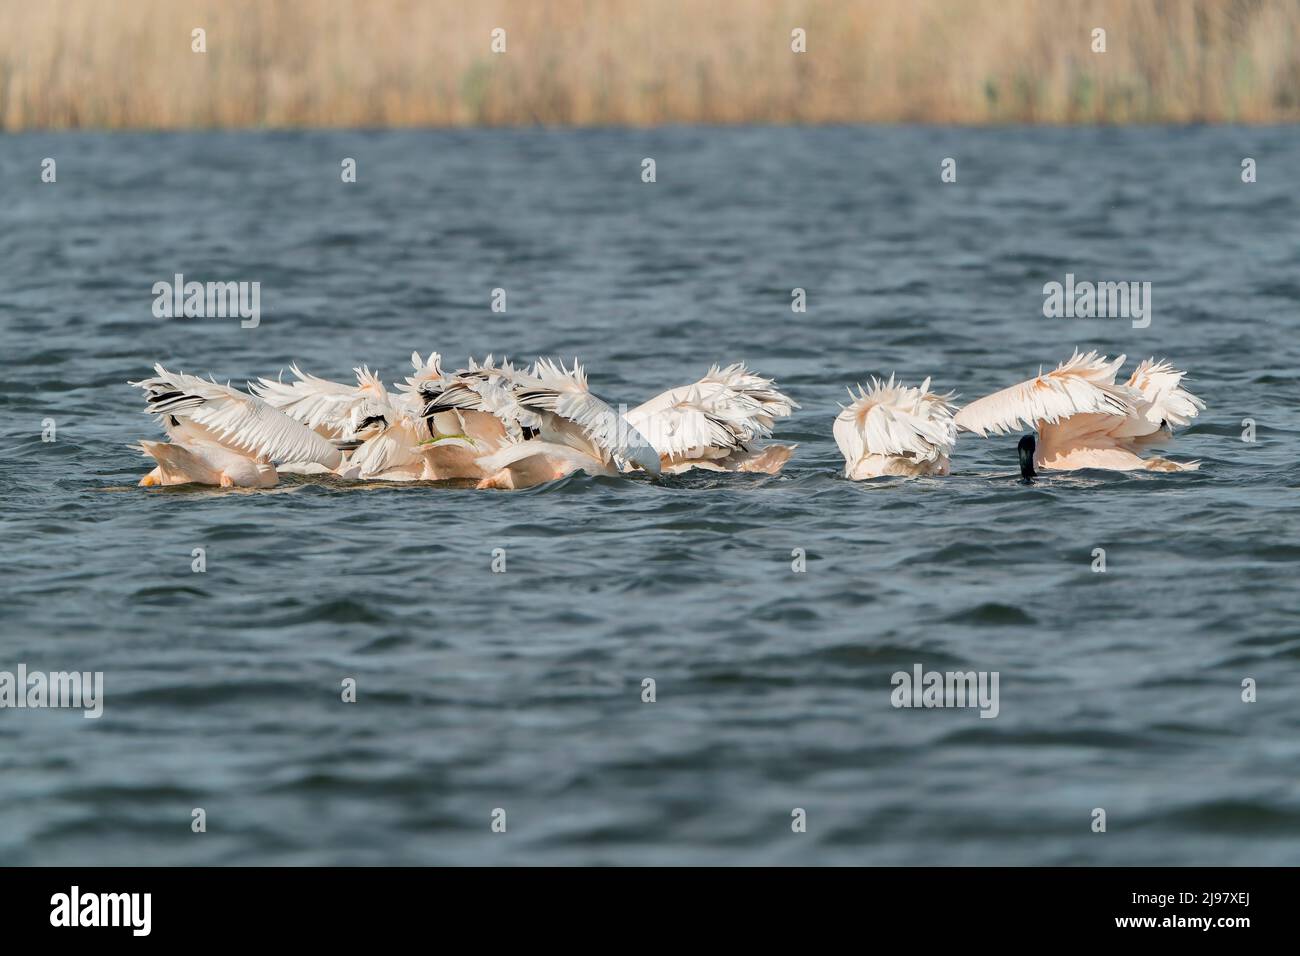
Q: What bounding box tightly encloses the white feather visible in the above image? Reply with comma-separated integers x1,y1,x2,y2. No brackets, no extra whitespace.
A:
953,350,1136,437
515,358,660,474
626,362,798,460
1118,357,1205,437
833,375,956,474
251,363,392,438
134,365,342,468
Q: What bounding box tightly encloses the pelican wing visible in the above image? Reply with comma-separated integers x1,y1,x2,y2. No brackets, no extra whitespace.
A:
625,398,741,458
251,364,369,438
698,362,799,423
416,356,489,413
417,356,540,442
347,422,423,477
833,375,956,470
516,358,660,473
395,351,444,397
954,351,1135,437
135,365,342,467
627,362,797,458
1123,358,1205,433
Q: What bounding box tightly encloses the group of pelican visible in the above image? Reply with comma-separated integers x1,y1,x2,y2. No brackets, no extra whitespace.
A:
130,349,1204,490
834,350,1205,481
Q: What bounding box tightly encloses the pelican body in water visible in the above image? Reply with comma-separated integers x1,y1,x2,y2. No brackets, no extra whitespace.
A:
623,363,798,475
252,355,446,481
833,375,957,479
415,356,661,488
130,349,1207,490
955,351,1205,474
132,365,343,487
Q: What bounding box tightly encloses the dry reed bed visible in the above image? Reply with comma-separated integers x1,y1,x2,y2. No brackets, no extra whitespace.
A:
2,0,1298,129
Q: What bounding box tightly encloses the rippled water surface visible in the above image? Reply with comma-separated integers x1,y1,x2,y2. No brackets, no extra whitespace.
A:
1,126,1298,865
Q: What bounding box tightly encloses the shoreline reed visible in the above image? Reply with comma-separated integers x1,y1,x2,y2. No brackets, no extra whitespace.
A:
2,0,1298,131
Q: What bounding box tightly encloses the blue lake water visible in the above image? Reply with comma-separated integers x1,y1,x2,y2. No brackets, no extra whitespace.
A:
1,125,1298,864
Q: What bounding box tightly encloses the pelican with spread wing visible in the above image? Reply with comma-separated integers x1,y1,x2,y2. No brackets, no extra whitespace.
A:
953,351,1204,478
251,360,427,441
471,358,661,489
132,365,343,487
624,363,798,475
833,375,957,479
251,353,447,480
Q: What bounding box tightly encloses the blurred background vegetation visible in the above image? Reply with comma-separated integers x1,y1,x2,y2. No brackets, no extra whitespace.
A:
2,0,1298,130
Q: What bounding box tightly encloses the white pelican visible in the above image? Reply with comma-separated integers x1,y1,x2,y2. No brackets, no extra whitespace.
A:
335,354,454,480
252,355,444,480
132,365,342,487
249,361,400,444
833,375,957,479
953,351,1205,478
623,363,798,474
409,355,529,481
416,357,659,489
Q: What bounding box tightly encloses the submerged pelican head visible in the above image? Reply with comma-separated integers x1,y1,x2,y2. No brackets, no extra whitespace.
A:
1017,435,1036,483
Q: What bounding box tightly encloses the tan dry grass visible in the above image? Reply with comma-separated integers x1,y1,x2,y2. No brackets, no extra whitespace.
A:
2,0,1298,130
